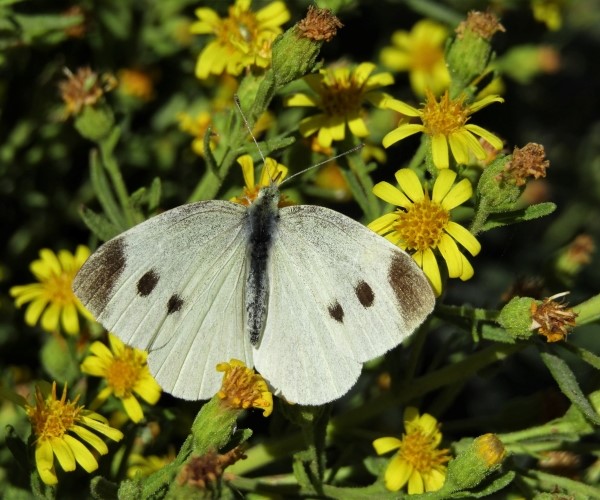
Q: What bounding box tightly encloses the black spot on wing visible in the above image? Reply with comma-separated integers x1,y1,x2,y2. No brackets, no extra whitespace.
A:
167,294,184,315
355,280,375,308
387,253,434,323
328,301,344,323
137,269,159,297
73,237,127,314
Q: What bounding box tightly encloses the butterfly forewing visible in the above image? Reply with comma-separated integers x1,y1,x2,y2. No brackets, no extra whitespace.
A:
253,204,435,405
73,201,254,400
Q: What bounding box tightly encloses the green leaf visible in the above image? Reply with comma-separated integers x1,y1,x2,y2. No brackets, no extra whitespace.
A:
540,351,600,425
467,470,515,498
147,177,162,213
480,324,516,343
480,202,556,232
90,150,127,230
4,425,30,473
79,206,121,242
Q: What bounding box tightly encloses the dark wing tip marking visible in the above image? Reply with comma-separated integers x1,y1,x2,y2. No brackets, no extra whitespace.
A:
355,280,375,308
137,269,159,297
387,253,435,323
73,237,127,314
167,294,184,315
328,301,344,323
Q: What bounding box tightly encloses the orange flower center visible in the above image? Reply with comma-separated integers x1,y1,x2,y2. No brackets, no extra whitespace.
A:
44,272,76,306
398,428,450,473
106,350,143,398
27,389,81,441
217,8,260,50
217,361,273,416
393,198,449,251
320,70,366,117
421,91,469,136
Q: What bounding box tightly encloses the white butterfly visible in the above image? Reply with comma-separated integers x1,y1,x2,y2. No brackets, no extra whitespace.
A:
73,181,435,405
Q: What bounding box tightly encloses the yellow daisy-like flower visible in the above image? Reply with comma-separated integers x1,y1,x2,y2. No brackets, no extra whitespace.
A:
230,154,292,207
216,359,273,417
10,246,93,335
25,382,123,485
383,90,504,169
380,19,450,97
373,407,451,494
284,62,394,148
80,334,161,423
368,168,481,296
190,0,290,79
178,111,216,157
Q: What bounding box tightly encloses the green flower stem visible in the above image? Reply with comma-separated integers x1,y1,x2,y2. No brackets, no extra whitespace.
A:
498,420,581,445
407,138,428,171
573,292,600,326
229,343,521,475
470,197,490,236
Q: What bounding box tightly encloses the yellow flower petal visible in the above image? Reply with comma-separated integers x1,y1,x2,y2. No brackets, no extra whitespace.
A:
465,124,504,151
373,436,403,454
444,222,481,256
382,123,424,148
71,425,108,454
41,302,61,332
424,468,447,491
395,168,424,202
373,181,412,208
35,440,57,485
122,395,144,423
431,169,457,203
134,376,162,405
422,248,442,296
408,468,425,494
51,437,76,472
430,134,450,169
459,253,475,281
284,93,319,107
383,98,421,116
353,62,376,84
448,131,471,165
368,213,399,234
24,298,48,326
255,1,290,27
468,95,504,113
299,114,326,137
438,234,463,278
365,73,394,91
64,434,98,473
385,454,412,492
347,115,369,138
236,154,255,189
61,302,79,335
441,178,472,210
80,415,124,442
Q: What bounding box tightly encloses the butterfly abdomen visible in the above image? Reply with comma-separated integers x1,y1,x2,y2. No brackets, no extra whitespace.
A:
245,185,281,346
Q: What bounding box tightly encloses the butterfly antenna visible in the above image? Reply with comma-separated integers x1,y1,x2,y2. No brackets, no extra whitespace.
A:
281,143,365,186
234,94,266,165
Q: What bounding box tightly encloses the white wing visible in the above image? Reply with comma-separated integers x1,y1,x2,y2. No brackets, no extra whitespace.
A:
254,205,435,405
73,201,254,400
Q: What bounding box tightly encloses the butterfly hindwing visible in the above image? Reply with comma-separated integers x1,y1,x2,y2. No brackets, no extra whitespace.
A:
253,204,435,405
73,201,254,400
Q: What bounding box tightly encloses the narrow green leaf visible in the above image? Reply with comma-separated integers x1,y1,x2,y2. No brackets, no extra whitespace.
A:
79,206,121,242
480,202,556,232
540,351,600,425
468,471,515,498
5,425,30,472
90,150,127,230
560,343,600,371
148,177,162,212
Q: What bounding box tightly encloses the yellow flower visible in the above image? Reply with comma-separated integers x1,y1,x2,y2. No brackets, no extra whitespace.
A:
80,334,161,423
532,0,564,31
383,90,504,169
284,62,393,148
373,407,451,494
191,0,290,79
127,448,176,479
380,19,450,96
178,111,216,157
117,68,154,101
368,169,481,296
230,154,292,207
216,359,273,417
25,382,123,485
10,246,93,335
